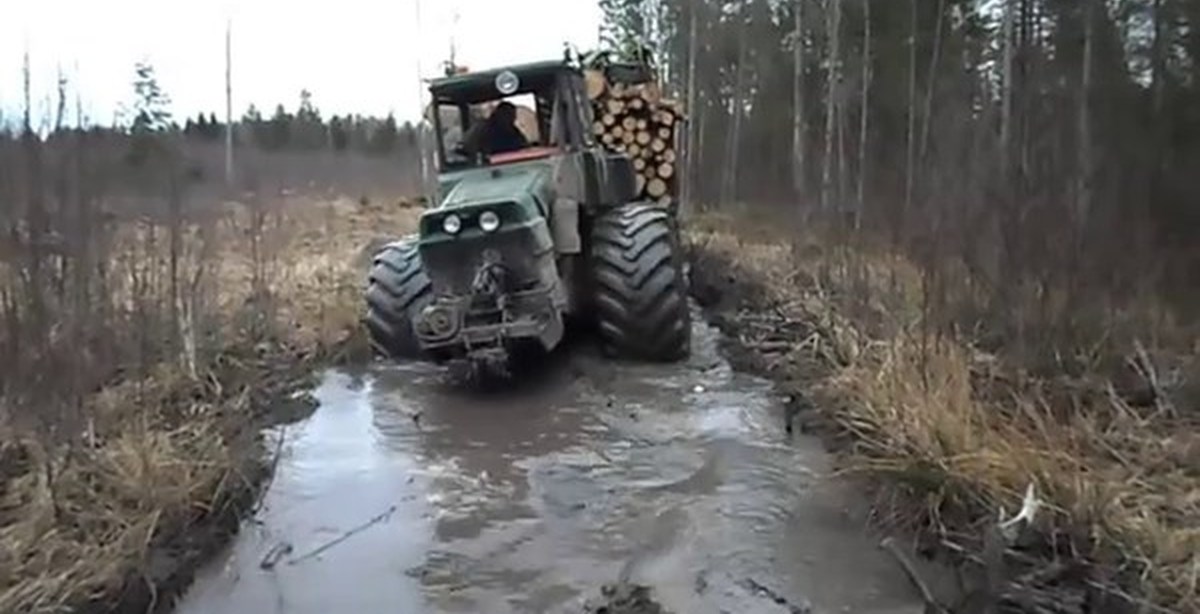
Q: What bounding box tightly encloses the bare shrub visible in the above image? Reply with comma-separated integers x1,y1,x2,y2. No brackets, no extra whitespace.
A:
0,100,421,609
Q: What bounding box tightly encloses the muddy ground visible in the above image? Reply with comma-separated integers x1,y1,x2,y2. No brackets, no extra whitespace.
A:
160,292,950,614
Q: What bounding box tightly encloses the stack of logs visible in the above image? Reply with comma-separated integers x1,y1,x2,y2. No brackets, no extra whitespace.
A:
585,70,683,206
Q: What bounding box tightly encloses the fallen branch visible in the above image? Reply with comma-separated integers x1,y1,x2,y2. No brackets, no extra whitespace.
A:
880,536,947,613
286,505,398,565
939,537,1178,614
747,340,793,353
739,577,811,614
259,541,294,570
250,424,288,516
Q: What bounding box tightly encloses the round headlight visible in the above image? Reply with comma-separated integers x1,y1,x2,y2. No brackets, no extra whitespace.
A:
479,210,500,232
442,213,462,234
495,70,520,95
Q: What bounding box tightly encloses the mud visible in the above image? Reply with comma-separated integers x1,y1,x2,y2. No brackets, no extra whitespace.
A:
170,305,938,614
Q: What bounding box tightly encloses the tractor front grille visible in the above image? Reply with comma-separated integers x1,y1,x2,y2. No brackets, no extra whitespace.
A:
420,226,552,297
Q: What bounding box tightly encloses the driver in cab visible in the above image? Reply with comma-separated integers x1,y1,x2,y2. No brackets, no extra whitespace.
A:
464,101,528,157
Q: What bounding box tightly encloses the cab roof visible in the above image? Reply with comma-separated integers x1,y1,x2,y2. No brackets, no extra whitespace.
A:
428,60,578,105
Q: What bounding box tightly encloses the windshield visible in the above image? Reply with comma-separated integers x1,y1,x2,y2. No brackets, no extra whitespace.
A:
435,92,553,169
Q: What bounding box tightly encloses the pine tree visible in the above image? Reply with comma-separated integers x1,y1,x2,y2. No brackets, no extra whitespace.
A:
269,103,291,150
330,115,349,151
126,60,174,166
369,113,398,155
599,0,650,62
130,61,172,134
243,104,268,149
295,89,323,149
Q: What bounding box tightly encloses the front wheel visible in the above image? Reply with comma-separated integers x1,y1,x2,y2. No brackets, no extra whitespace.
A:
364,238,433,360
588,203,691,361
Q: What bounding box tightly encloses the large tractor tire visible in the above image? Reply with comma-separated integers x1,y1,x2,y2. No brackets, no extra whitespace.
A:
364,238,433,360
589,203,691,361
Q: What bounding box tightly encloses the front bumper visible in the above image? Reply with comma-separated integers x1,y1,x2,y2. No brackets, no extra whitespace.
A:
413,283,565,357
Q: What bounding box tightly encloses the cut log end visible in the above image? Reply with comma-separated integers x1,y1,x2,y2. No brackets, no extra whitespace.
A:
585,69,608,100
647,178,668,198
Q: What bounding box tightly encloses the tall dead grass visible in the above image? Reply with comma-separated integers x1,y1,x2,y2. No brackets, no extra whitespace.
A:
688,212,1199,612
0,190,421,613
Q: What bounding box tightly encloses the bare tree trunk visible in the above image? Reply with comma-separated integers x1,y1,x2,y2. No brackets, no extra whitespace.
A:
1075,0,1093,229
1150,0,1166,142
903,0,918,232
792,0,807,203
1017,0,1033,182
856,0,871,228
225,18,235,191
723,14,748,205
837,86,848,220
682,0,699,216
53,70,69,306
919,0,946,167
697,101,708,203
21,46,47,348
1143,0,1167,280
1001,0,1015,178
54,68,68,133
23,46,32,134
821,0,841,213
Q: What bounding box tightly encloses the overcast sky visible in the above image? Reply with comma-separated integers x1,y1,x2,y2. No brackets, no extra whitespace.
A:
0,0,602,128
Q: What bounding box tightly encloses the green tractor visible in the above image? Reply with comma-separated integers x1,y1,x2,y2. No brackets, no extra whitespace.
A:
364,59,690,374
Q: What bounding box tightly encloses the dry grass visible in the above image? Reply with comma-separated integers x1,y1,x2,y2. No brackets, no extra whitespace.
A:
0,194,421,613
0,387,236,613
687,212,1199,612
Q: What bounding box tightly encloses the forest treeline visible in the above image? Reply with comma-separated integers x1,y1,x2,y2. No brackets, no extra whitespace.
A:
2,62,417,158
188,94,418,156
3,103,417,158
602,0,1199,355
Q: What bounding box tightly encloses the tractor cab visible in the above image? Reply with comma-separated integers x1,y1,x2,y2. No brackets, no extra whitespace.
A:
428,61,595,171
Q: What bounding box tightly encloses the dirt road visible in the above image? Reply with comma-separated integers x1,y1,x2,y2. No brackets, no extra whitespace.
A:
172,309,930,614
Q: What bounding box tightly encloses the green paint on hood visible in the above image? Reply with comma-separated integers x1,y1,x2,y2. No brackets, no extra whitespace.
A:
439,162,551,211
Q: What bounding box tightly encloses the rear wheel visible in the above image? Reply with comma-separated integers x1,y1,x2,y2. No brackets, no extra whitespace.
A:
589,203,691,361
364,238,433,360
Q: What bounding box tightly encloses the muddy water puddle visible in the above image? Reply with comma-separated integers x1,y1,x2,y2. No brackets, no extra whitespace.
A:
174,312,927,614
